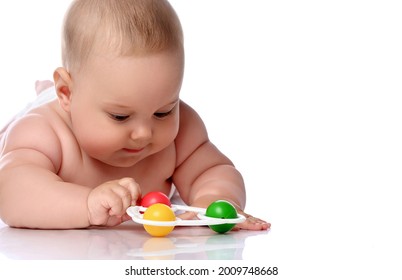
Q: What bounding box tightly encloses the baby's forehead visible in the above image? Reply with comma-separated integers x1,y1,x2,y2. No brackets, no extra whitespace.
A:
75,50,184,94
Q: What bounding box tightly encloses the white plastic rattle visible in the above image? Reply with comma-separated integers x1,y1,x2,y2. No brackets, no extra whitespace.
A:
127,204,246,227
126,200,246,236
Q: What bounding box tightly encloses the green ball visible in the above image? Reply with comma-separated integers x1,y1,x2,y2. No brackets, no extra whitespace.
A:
206,200,238,233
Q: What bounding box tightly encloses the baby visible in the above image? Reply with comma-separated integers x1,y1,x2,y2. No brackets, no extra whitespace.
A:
0,0,270,230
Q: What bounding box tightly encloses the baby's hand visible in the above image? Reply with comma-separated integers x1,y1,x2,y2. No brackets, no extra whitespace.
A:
87,178,141,227
233,209,271,231
177,201,271,231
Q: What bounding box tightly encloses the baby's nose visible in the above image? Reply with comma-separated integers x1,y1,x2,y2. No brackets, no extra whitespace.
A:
130,121,152,142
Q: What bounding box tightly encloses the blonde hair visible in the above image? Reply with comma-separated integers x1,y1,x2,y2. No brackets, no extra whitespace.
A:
61,0,183,73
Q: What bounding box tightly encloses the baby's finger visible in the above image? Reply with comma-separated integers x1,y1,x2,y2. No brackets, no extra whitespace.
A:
109,187,132,216
232,210,270,231
119,177,141,205
234,215,271,231
121,213,132,222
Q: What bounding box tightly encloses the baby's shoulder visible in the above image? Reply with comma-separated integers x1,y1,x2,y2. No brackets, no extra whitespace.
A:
0,102,64,170
175,101,209,163
178,101,208,135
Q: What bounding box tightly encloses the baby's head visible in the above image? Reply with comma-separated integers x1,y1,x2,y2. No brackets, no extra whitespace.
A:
62,0,183,74
55,0,185,167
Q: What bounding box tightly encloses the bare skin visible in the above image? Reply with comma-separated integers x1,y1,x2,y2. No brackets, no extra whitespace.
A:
0,52,270,231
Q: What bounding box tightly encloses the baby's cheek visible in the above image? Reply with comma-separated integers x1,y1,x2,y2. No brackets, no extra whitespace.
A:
76,126,120,157
154,120,179,147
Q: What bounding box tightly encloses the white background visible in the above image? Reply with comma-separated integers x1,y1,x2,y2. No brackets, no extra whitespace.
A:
1,1,402,279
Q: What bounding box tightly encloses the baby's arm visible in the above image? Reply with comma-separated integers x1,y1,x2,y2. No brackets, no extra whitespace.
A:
173,102,270,230
0,115,139,229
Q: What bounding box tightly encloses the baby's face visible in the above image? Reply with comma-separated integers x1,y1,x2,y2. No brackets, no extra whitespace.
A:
67,51,184,167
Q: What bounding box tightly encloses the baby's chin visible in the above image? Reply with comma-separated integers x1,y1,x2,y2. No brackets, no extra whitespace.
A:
93,154,145,168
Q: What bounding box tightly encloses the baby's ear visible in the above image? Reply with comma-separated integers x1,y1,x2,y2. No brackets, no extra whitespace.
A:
53,67,73,112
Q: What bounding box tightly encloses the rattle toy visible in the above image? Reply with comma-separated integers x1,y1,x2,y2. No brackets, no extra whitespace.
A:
127,192,246,237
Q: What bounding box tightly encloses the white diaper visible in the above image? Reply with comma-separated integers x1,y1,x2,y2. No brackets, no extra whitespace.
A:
12,87,57,120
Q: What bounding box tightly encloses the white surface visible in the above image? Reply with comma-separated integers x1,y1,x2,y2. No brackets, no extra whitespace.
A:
1,1,402,279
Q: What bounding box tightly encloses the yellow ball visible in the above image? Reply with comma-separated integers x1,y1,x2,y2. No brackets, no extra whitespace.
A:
143,203,176,237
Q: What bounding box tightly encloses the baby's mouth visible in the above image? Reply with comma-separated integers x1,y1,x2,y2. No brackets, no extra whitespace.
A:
122,147,144,154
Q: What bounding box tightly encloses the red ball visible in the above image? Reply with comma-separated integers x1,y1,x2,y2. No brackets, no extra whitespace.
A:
140,191,171,208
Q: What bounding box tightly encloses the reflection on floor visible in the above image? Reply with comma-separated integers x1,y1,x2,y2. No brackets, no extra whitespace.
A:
0,221,270,260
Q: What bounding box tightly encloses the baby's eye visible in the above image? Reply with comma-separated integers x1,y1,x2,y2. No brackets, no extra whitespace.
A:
154,110,173,119
109,114,130,122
